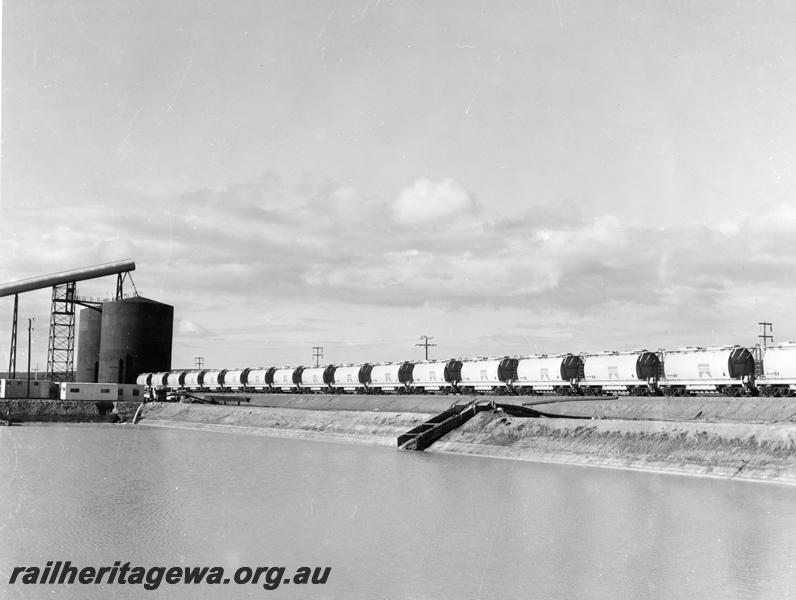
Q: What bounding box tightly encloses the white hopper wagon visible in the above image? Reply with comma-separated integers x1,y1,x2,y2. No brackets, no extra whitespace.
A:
201,370,226,391
272,367,303,392
757,343,796,396
515,354,583,394
166,370,187,390
458,357,517,393
300,366,335,392
334,364,371,393
182,371,204,391
150,372,169,389
580,351,661,395
410,359,461,392
135,373,152,387
223,369,250,391
660,346,755,395
369,362,413,393
246,368,275,391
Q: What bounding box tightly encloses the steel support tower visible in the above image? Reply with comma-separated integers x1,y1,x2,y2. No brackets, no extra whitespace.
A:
46,282,77,381
8,294,18,377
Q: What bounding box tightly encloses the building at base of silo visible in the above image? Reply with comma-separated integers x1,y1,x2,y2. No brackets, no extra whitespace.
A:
97,296,174,384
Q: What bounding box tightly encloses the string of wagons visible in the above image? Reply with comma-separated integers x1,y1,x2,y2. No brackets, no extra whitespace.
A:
138,343,796,397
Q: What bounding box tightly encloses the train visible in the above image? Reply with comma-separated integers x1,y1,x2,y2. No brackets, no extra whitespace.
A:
136,342,796,398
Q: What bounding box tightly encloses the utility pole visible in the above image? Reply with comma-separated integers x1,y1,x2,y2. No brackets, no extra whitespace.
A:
312,346,324,368
415,335,437,360
194,356,204,370
758,322,773,349
27,318,33,397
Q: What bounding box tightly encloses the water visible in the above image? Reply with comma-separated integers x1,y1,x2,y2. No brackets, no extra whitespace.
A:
1,424,795,599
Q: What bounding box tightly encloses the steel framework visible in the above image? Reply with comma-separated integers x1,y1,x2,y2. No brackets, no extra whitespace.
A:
46,282,77,381
115,271,138,300
8,294,18,377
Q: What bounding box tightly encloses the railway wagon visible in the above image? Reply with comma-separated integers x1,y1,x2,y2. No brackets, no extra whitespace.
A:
272,366,304,392
458,357,518,393
182,370,204,391
757,343,796,396
223,369,250,391
166,370,187,390
660,346,755,395
410,359,462,393
515,354,583,394
150,372,169,389
201,370,226,391
300,365,336,392
135,373,152,387
369,361,414,393
580,351,661,395
334,363,372,393
246,367,276,391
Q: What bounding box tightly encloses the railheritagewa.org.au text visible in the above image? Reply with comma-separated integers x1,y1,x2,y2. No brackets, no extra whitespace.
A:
8,561,331,591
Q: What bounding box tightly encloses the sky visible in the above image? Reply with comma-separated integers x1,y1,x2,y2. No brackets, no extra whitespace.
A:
2,1,796,371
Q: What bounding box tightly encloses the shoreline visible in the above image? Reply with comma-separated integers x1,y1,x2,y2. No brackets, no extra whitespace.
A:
133,401,796,486
137,401,431,446
430,442,795,487
139,417,410,447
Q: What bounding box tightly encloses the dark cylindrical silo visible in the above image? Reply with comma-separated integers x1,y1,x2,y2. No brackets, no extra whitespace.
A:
76,307,103,382
98,296,174,384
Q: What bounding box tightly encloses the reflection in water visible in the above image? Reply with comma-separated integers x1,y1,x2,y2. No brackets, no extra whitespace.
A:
1,425,795,599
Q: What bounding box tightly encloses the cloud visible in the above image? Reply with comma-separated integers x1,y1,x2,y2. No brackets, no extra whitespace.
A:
176,319,211,338
4,175,796,351
97,238,137,263
391,177,480,228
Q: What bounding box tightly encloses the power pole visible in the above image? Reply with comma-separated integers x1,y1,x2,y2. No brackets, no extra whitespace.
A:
415,335,437,360
194,356,204,370
312,346,324,368
758,322,773,349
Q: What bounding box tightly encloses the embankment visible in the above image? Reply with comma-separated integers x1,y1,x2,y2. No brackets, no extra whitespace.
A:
239,393,796,423
1,399,141,422
212,393,458,413
137,396,796,484
138,402,431,446
517,396,796,422
430,411,796,485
